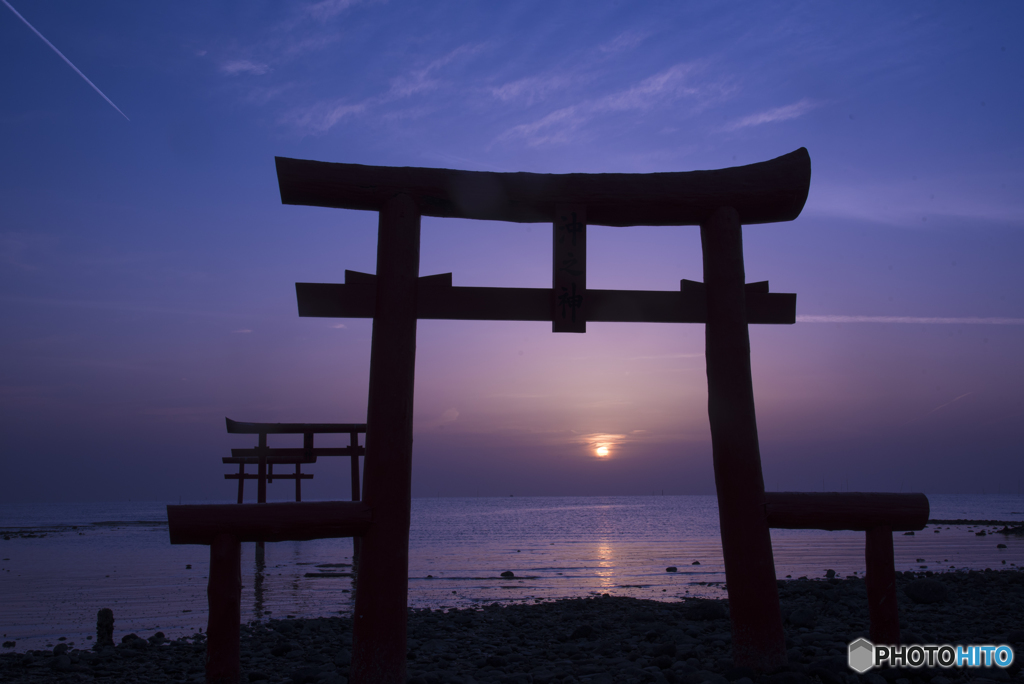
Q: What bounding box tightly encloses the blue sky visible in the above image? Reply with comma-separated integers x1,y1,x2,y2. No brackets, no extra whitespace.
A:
2,0,1022,503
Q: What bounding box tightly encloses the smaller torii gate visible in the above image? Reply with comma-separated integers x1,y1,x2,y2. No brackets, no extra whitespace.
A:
222,418,366,504
275,149,808,681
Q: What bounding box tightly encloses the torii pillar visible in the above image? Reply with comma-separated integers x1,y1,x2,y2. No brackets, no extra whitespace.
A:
702,206,785,668
352,194,421,681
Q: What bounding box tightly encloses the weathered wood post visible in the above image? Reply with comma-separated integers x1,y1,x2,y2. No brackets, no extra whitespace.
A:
206,532,241,684
256,432,267,562
701,206,786,669
235,464,245,504
300,432,313,502
350,429,362,567
256,433,268,504
351,194,420,684
553,204,586,333
866,524,900,644
350,430,362,501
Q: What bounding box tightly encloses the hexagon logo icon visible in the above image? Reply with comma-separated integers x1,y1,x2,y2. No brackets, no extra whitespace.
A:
848,638,874,673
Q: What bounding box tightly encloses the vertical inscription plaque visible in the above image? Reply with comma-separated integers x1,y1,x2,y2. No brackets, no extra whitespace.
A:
553,204,586,333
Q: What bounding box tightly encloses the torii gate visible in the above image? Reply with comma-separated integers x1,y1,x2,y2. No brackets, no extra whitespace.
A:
275,148,811,681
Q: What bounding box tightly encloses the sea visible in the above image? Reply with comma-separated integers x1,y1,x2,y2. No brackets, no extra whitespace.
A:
2,494,1022,651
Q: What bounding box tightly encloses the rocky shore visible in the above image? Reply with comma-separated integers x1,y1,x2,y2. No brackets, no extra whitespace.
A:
2,568,1022,684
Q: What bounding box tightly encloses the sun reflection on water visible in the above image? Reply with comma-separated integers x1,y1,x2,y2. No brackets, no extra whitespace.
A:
594,541,616,590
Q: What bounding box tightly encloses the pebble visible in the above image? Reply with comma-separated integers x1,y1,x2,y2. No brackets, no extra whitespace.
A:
2,569,1023,683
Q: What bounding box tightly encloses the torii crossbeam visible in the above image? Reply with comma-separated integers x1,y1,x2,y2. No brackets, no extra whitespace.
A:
275,149,811,682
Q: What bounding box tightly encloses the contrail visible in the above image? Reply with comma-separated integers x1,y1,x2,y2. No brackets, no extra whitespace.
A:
2,0,129,121
796,315,1024,325
929,392,974,414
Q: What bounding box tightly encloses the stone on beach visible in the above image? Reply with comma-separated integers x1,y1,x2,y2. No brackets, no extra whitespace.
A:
902,577,949,604
3,569,1024,683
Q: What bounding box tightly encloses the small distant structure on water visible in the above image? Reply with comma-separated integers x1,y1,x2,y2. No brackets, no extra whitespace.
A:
222,418,365,505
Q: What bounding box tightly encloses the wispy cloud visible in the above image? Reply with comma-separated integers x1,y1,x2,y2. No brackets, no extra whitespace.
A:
304,0,375,22
281,33,343,57
484,30,651,111
598,30,651,55
721,98,817,131
498,105,583,146
0,231,56,271
279,100,367,135
388,44,482,97
220,60,270,76
599,63,704,111
205,0,371,93
242,83,295,106
804,175,1024,228
232,329,253,333
279,44,481,135
490,74,575,106
797,315,1024,325
139,406,220,423
496,62,728,147
0,294,251,319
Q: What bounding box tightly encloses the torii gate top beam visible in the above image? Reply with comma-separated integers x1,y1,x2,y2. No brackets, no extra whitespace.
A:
275,148,810,227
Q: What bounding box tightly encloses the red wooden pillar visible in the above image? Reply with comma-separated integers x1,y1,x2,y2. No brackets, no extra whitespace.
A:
206,532,241,684
350,430,362,566
256,433,268,504
351,194,420,684
552,204,586,333
300,432,314,502
236,464,245,504
256,434,267,560
350,431,362,501
701,207,786,670
866,525,901,644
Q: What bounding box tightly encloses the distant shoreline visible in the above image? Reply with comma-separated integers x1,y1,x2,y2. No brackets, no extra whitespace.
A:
3,517,1023,534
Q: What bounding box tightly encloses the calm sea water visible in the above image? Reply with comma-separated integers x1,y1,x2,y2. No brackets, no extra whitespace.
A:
2,494,1022,651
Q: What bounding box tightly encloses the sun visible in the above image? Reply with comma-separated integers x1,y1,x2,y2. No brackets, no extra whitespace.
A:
584,433,625,459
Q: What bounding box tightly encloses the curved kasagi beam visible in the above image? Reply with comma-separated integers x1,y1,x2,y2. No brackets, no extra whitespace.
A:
275,148,810,227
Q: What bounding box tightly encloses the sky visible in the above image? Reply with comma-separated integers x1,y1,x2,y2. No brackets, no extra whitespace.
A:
1,0,1022,503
